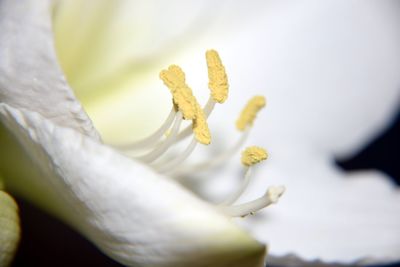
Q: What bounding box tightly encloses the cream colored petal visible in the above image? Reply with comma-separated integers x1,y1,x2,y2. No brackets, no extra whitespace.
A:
53,0,221,99
0,0,99,140
52,0,229,144
0,184,20,267
52,1,270,144
0,103,266,267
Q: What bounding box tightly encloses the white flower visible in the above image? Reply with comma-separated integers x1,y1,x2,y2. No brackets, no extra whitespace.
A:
0,1,278,266
53,0,400,265
2,0,400,267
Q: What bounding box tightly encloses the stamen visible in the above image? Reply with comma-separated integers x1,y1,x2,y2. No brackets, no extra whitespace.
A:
115,107,176,151
174,50,228,143
203,96,217,115
219,146,268,206
241,146,268,167
113,50,285,221
192,102,211,145
219,167,253,206
160,65,197,120
136,112,183,163
172,94,268,174
154,137,198,173
206,49,229,103
236,96,266,131
218,186,285,217
171,129,249,176
160,64,211,145
175,96,215,143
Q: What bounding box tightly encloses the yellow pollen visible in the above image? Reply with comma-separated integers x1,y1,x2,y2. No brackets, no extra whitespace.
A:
236,96,266,131
160,65,211,145
192,103,211,145
206,50,229,103
160,65,197,120
241,146,268,166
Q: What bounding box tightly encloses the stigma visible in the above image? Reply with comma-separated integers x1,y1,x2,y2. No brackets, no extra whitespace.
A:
115,50,284,218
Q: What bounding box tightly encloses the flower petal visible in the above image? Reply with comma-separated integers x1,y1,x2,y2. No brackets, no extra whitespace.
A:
224,2,400,263
0,103,266,267
179,1,400,264
182,0,400,158
0,184,20,267
238,155,400,265
53,0,223,100
52,1,271,144
52,0,231,144
0,0,99,139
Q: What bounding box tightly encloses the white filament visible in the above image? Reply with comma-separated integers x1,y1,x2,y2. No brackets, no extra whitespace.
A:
154,137,198,173
136,112,183,163
114,107,176,151
218,186,285,217
219,167,252,206
172,129,249,176
110,94,280,219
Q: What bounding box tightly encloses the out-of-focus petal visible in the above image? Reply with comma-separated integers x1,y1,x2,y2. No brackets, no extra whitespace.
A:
214,0,400,158
178,1,400,264
52,0,270,144
53,0,223,100
0,184,20,267
239,155,400,265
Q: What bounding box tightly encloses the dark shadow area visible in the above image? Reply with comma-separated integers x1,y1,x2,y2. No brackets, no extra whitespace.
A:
333,108,400,267
337,110,400,185
11,197,124,267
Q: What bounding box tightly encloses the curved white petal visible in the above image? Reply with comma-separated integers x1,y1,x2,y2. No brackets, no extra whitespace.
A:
0,0,99,139
0,103,266,267
176,1,400,264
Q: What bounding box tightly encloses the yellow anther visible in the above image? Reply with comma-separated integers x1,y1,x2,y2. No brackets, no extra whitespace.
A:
241,146,268,166
193,103,211,145
160,65,197,120
160,65,212,144
236,96,266,131
206,50,229,103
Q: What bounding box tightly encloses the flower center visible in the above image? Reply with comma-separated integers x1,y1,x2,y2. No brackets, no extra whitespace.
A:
115,50,285,218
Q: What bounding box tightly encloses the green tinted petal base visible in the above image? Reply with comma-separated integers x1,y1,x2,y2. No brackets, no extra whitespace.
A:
0,186,20,267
